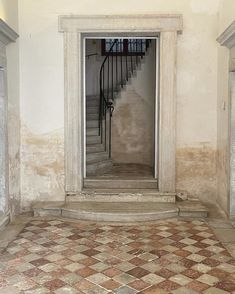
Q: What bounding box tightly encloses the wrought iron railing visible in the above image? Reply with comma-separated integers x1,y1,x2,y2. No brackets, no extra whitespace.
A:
99,39,150,158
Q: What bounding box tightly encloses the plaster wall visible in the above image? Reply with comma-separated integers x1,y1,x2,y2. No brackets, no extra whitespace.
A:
0,0,20,217
112,42,155,166
217,0,235,215
18,0,220,209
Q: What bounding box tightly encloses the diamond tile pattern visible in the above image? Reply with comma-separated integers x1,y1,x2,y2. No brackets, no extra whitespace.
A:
0,218,234,293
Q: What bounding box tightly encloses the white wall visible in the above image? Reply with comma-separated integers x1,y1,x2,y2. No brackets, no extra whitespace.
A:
18,0,221,209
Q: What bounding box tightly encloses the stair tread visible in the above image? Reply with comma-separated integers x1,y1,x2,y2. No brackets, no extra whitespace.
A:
82,188,174,194
87,158,111,165
85,178,157,182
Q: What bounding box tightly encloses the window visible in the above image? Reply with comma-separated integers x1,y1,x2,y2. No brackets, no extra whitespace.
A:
101,39,149,56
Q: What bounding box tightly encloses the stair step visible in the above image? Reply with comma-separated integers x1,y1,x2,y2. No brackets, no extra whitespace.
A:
86,95,99,100
33,201,209,222
86,113,99,120
86,120,99,128
86,106,99,114
86,99,99,107
86,144,104,153
86,135,101,144
86,159,113,176
86,127,99,136
86,151,109,164
67,189,176,203
84,178,158,189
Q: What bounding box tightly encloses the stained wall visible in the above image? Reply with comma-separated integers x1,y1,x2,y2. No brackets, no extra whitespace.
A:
217,0,235,216
0,0,20,217
18,0,221,209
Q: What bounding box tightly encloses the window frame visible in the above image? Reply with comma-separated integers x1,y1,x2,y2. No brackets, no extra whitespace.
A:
101,39,149,56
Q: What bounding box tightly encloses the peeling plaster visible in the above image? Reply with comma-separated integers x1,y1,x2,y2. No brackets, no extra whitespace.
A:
176,143,217,202
21,125,65,210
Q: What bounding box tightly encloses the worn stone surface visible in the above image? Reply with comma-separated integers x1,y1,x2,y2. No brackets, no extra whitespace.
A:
0,67,7,214
21,126,65,211
176,144,217,202
0,217,234,293
112,43,155,167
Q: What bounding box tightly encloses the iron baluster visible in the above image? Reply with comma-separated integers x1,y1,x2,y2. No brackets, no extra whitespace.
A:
121,40,123,87
130,39,133,73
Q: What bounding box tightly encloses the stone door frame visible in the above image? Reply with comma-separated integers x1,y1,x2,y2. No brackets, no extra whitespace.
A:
217,21,235,217
0,20,18,225
59,14,183,195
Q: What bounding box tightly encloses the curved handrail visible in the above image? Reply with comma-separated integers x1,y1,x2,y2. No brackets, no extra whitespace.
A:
99,39,118,157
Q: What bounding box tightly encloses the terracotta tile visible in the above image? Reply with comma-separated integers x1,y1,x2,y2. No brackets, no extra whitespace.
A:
82,249,100,256
174,250,191,258
179,258,197,268
75,267,96,278
128,279,151,291
157,280,180,291
79,257,99,266
42,241,57,248
150,250,168,257
181,269,202,279
203,258,221,267
127,267,150,278
103,267,122,278
67,234,82,241
156,268,175,279
23,268,44,278
74,279,95,290
215,279,235,292
129,257,146,266
197,249,214,257
187,280,210,292
30,258,49,267
44,278,66,291
207,268,228,280
100,278,121,290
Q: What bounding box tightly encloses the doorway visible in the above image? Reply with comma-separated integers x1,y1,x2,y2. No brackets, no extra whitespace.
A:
84,37,158,182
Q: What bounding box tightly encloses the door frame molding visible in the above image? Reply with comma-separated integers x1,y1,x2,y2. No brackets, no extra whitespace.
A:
217,20,235,217
59,14,183,195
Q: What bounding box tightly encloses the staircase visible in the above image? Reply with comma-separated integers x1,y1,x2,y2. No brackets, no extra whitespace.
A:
86,95,112,176
86,39,151,176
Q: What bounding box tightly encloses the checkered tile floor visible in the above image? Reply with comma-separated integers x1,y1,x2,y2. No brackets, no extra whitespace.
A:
0,219,235,293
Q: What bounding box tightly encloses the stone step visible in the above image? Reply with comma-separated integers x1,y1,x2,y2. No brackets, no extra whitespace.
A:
86,135,101,144
84,178,158,189
86,144,104,153
86,95,99,100
86,99,99,107
86,106,99,114
86,159,113,176
33,200,209,222
86,113,99,120
67,190,176,203
86,120,99,128
86,127,99,136
86,151,109,164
